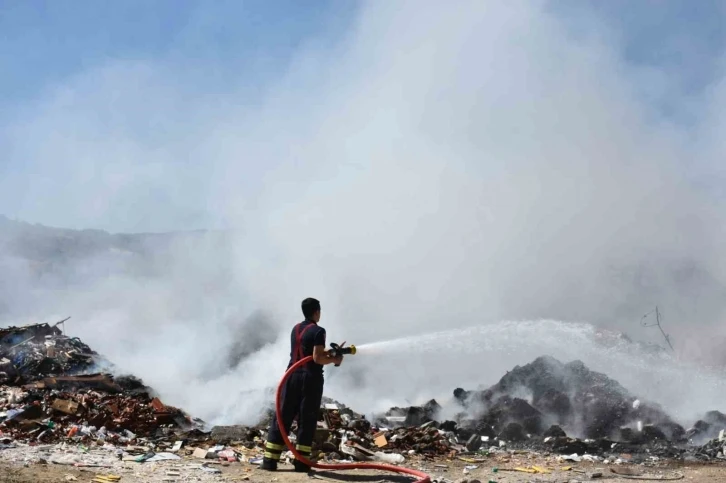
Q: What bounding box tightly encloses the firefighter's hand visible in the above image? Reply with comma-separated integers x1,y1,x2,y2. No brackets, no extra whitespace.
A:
333,355,344,366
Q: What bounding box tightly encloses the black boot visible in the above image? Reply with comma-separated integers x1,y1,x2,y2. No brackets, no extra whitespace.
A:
293,459,311,473
260,457,278,471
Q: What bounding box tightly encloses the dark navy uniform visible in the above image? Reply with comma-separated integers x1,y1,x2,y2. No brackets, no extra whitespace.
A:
263,319,326,470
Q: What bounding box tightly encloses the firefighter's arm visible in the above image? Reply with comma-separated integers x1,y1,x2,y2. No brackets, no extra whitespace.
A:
313,345,343,365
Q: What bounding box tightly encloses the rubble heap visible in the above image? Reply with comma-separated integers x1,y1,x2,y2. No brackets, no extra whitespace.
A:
0,322,200,444
685,410,726,444
272,357,725,461
305,399,458,462
455,356,683,444
0,321,99,384
693,433,726,460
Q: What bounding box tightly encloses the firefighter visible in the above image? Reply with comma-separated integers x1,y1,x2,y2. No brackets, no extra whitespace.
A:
261,298,343,472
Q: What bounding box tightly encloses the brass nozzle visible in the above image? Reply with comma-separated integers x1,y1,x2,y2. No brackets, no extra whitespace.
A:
349,344,357,355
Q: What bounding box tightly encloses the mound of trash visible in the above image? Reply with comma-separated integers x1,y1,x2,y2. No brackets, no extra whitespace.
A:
0,321,100,384
301,356,726,461
454,356,683,443
1,324,724,466
0,321,201,444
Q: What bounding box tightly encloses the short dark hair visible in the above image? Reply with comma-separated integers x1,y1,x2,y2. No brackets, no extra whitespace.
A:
301,298,321,318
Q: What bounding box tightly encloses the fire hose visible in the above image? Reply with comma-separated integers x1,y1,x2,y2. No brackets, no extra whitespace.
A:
274,343,431,483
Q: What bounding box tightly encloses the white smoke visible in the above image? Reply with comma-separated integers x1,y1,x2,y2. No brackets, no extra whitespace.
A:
2,1,726,425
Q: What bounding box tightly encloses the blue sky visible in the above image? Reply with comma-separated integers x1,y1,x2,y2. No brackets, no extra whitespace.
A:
0,0,725,232
0,0,358,112
553,0,726,121
2,0,722,113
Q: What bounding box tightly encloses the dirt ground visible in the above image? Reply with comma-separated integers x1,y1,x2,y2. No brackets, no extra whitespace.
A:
1,456,726,483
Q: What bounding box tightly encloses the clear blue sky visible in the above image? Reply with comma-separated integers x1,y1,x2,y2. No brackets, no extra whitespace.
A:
0,0,358,112
0,0,724,232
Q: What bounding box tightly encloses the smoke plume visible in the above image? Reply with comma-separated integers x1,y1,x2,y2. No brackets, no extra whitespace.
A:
1,1,726,425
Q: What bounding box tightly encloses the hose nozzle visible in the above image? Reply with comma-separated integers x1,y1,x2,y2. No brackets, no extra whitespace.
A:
330,342,356,360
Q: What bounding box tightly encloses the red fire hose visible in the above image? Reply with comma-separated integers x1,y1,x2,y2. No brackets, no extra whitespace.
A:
275,356,432,483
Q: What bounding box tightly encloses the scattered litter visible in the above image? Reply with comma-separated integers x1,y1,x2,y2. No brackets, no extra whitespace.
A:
459,457,486,463
559,454,582,462
200,465,222,474
498,466,551,475
373,451,405,464
91,475,121,483
146,452,181,462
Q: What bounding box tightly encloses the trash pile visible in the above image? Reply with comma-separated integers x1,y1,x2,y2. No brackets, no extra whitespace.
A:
292,399,457,464
348,356,726,462
252,356,726,463
0,323,724,471
685,410,726,444
0,322,201,445
453,356,684,444
692,431,726,461
0,321,99,384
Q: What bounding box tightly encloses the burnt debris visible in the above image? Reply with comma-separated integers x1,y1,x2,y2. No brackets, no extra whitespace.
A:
456,356,683,442
0,322,201,444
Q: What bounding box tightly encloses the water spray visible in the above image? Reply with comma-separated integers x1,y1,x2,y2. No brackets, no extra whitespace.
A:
274,341,431,483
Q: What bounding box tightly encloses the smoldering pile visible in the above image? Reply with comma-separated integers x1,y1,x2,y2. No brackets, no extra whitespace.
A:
208,356,726,464
363,355,726,461
0,322,202,444
454,355,683,444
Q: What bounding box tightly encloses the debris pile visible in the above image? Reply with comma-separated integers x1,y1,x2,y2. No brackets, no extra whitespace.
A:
686,410,726,444
692,432,726,461
0,322,200,445
312,402,456,462
308,356,724,463
0,321,99,384
455,356,684,444
285,357,726,462
0,322,724,471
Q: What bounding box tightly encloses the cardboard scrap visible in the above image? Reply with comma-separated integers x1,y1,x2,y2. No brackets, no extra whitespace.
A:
193,447,209,459
373,431,388,448
51,399,79,415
